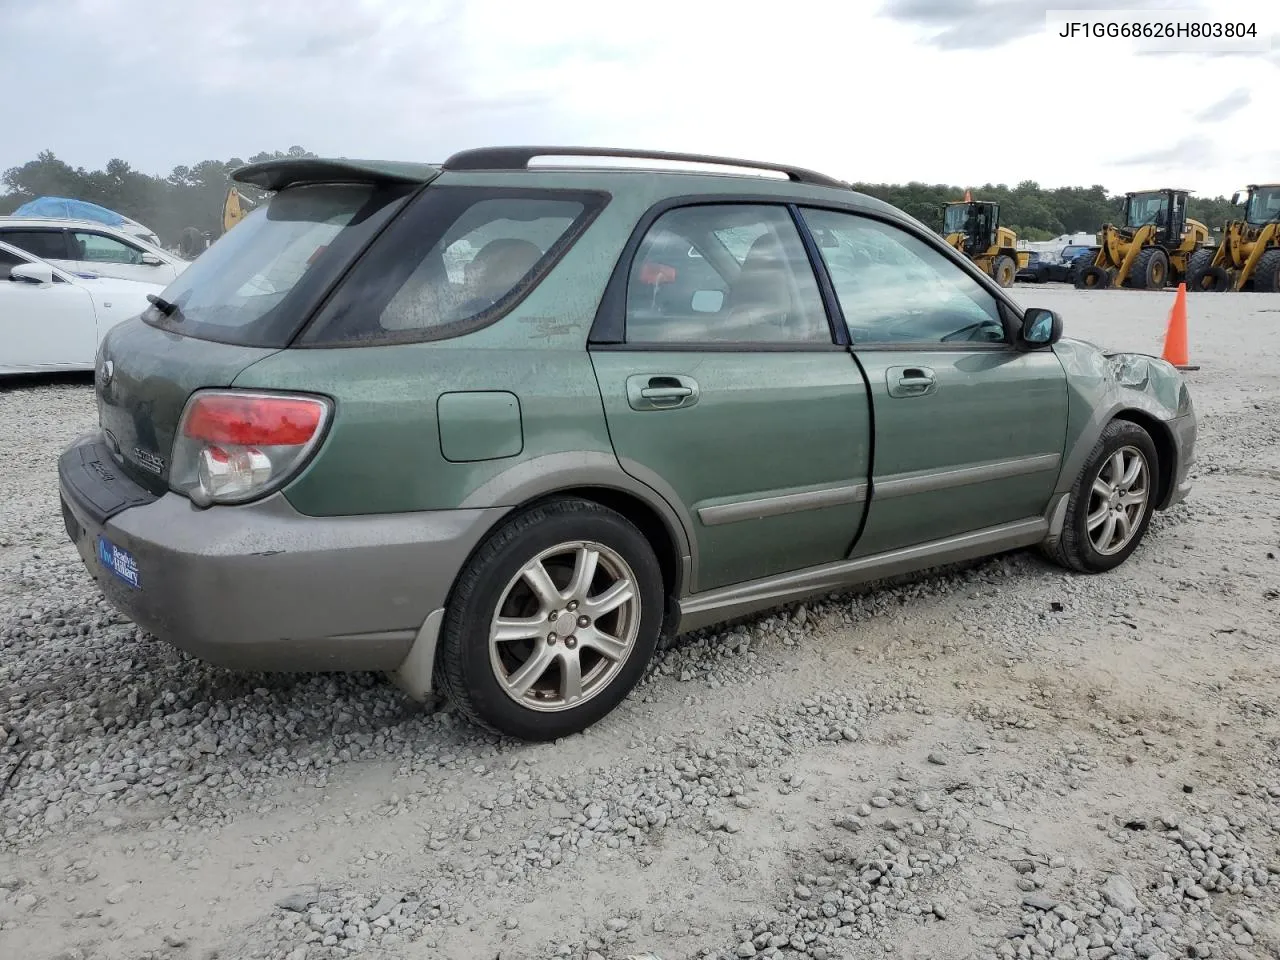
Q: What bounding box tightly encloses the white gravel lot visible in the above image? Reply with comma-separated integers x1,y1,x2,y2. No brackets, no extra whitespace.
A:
1,286,1278,960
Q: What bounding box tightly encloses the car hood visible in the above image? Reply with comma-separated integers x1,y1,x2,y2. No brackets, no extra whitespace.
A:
1054,336,1191,418
76,275,166,297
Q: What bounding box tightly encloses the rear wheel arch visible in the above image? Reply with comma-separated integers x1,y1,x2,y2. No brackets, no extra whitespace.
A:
450,477,689,617
517,486,685,599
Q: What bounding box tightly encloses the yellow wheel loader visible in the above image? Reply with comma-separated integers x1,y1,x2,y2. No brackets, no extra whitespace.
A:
1187,183,1280,293
222,184,256,233
1073,188,1210,290
941,199,1029,288
178,186,260,259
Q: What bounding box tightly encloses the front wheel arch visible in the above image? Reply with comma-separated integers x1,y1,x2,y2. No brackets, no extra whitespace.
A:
1112,410,1176,509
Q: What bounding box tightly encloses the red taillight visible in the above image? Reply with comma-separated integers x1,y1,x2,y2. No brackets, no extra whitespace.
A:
182,394,325,446
172,391,332,506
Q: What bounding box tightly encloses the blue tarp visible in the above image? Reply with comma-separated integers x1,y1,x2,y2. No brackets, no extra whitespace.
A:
12,196,130,227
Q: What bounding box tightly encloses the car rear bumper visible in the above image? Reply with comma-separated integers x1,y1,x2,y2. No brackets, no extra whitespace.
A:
58,432,504,674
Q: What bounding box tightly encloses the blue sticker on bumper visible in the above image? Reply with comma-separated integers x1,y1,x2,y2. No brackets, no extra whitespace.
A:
97,535,140,590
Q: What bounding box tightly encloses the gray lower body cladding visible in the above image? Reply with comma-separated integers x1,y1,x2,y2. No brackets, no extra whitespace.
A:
58,433,505,672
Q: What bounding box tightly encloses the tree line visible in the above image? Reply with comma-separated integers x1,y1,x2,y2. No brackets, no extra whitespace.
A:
0,147,316,249
0,147,1242,249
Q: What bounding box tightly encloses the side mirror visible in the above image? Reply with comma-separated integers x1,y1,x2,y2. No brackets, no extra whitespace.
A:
1231,191,1241,206
9,262,56,285
1020,307,1062,347
140,253,163,266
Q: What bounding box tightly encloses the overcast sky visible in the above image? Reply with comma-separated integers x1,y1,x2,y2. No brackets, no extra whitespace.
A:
3,0,1276,197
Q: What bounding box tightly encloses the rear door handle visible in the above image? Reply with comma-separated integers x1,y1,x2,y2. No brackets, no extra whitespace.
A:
886,365,937,398
626,374,700,411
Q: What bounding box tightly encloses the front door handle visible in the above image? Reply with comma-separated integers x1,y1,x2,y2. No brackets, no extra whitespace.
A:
626,374,700,411
886,365,937,398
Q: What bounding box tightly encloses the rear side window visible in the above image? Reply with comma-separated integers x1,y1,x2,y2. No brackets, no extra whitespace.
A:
299,187,605,345
624,204,832,344
1,229,70,261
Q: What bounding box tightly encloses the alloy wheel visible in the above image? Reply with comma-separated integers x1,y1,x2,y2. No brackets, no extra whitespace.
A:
488,541,640,712
1087,445,1150,555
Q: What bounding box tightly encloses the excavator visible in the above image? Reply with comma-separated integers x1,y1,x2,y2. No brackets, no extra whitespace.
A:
941,193,1029,287
177,185,259,259
1187,183,1280,293
1073,188,1210,290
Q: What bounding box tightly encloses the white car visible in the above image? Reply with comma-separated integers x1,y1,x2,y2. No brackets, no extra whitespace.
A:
0,240,163,375
0,217,188,285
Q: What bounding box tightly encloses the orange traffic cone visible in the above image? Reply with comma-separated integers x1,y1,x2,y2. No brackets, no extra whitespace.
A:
1161,283,1199,371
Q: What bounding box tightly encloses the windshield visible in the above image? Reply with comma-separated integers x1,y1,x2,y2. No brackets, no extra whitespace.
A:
143,181,413,347
1125,192,1168,228
1245,186,1280,224
943,204,970,234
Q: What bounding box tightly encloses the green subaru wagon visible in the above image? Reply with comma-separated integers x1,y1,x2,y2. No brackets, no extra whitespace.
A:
57,147,1197,742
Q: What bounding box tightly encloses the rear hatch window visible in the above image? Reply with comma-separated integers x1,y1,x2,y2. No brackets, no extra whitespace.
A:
142,182,415,348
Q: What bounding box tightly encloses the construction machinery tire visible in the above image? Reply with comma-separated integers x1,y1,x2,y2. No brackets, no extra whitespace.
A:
1253,250,1280,293
1076,264,1110,290
1186,249,1226,291
991,254,1016,288
1073,259,1096,288
1127,247,1169,290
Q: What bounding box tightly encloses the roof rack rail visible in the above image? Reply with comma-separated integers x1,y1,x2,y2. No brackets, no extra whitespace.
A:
441,146,849,189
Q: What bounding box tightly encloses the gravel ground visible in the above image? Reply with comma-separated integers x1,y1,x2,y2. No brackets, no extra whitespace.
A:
1,286,1278,960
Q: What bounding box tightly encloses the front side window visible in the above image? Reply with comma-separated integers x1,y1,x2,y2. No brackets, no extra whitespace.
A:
624,204,831,345
0,229,69,261
301,188,602,345
73,231,143,265
0,248,22,280
800,207,1007,346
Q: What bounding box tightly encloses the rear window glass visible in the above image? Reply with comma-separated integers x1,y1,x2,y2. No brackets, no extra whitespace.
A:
142,182,415,348
299,187,606,345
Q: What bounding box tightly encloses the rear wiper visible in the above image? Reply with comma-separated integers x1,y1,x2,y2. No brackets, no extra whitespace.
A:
145,293,183,321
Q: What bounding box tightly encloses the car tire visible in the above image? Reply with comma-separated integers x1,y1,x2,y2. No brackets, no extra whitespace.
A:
434,497,665,742
1042,419,1160,574
1253,250,1280,293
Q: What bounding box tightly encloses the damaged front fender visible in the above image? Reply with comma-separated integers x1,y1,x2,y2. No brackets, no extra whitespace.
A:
1050,337,1196,508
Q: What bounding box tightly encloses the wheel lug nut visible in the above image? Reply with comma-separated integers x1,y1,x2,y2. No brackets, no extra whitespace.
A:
546,633,558,645
577,615,590,628
548,611,558,622
565,636,578,649
567,600,579,612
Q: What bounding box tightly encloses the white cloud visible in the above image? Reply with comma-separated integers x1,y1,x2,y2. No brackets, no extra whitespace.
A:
2,0,1276,196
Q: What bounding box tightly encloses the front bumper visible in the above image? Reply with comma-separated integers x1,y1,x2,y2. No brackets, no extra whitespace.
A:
1163,410,1197,509
58,433,505,673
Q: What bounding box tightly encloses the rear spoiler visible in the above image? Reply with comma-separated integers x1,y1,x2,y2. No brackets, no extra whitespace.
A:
230,158,441,192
